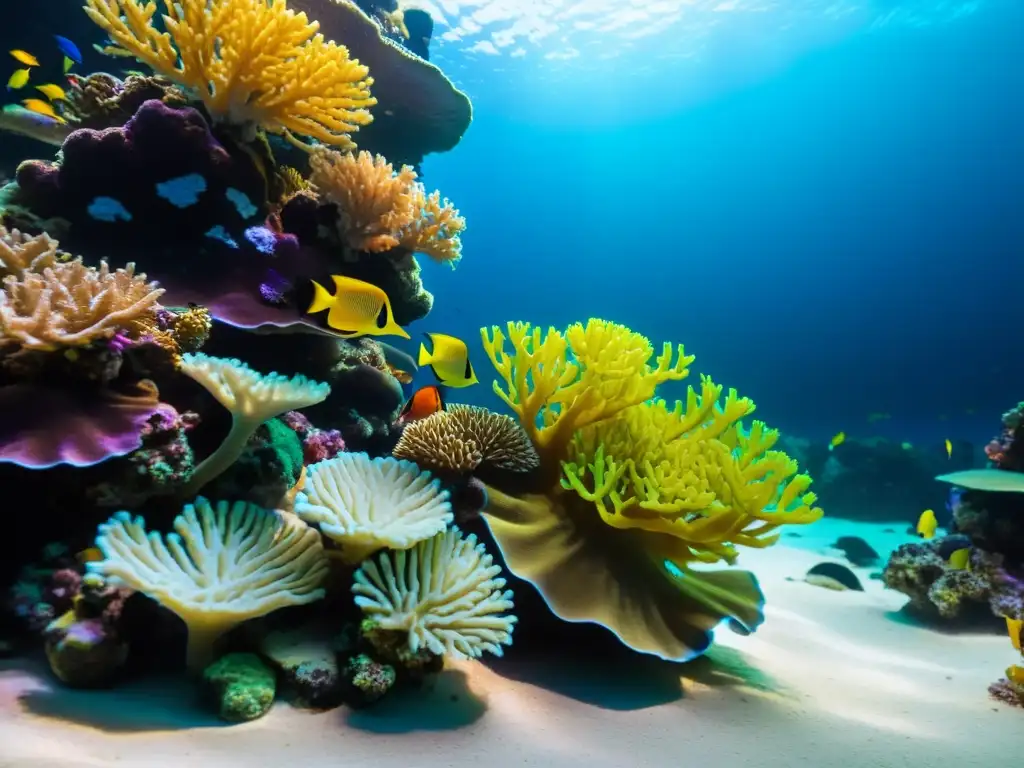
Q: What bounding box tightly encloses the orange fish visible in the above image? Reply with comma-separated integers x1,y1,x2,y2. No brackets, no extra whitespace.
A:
399,385,444,423
387,364,414,385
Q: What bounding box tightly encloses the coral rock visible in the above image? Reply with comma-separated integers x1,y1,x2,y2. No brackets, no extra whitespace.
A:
261,626,343,709
345,653,396,705
202,652,276,723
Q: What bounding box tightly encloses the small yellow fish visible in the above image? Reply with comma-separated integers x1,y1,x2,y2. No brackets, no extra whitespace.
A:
76,547,103,564
10,49,39,67
63,55,74,74
419,332,478,388
1007,616,1023,652
35,83,66,101
306,274,409,339
828,431,845,450
21,98,64,122
6,68,30,90
944,438,952,459
1009,665,1024,685
948,548,969,570
916,509,937,540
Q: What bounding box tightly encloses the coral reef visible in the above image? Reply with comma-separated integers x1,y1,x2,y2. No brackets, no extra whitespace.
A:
88,498,329,671
5,100,268,249
294,453,452,564
280,411,346,465
353,527,516,660
84,0,375,148
986,402,1024,471
467,318,822,661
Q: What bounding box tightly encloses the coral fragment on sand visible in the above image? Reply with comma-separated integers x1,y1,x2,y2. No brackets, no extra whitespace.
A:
352,528,516,659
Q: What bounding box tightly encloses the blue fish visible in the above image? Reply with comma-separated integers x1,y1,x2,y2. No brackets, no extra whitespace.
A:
53,35,82,64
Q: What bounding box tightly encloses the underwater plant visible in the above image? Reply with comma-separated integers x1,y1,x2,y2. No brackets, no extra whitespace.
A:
83,0,376,147
472,318,823,661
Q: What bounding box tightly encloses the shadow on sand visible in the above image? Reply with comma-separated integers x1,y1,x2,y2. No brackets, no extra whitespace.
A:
344,666,486,732
9,658,221,733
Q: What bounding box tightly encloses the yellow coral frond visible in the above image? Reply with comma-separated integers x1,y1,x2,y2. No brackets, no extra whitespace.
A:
83,0,376,147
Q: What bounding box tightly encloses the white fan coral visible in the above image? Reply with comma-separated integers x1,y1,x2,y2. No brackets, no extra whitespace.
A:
178,353,331,496
352,527,517,659
88,497,329,671
295,453,453,564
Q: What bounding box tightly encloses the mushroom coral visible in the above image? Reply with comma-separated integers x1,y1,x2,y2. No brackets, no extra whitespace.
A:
178,353,330,496
295,453,452,564
88,497,329,670
83,0,376,148
477,319,823,661
352,527,516,659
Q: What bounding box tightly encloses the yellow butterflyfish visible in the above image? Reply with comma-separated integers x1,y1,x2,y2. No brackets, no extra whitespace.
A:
10,49,39,67
6,68,30,90
944,438,952,459
35,83,66,101
419,332,478,388
947,548,969,570
20,98,64,122
916,509,937,539
305,274,409,339
828,431,845,450
1008,665,1024,686
1007,616,1023,653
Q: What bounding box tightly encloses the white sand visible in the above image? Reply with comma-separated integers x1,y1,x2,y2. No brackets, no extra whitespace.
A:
1,519,1017,768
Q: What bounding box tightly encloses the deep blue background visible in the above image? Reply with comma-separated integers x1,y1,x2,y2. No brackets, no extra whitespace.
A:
417,5,1024,453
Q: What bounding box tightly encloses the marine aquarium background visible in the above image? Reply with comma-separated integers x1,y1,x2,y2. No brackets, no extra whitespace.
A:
3,0,1022,452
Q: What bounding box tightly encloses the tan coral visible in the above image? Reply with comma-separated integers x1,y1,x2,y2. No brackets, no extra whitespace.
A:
0,226,61,279
393,404,539,473
399,187,466,265
352,527,516,659
309,148,417,252
0,258,164,351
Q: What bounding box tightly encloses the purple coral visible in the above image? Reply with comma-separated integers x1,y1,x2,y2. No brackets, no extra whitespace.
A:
280,411,346,464
0,382,177,469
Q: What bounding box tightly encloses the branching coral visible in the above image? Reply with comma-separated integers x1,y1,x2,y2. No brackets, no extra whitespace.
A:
0,257,164,351
475,318,823,660
88,498,329,671
309,147,465,264
178,353,331,496
0,226,61,279
393,404,539,474
294,453,452,564
83,0,376,148
352,527,516,659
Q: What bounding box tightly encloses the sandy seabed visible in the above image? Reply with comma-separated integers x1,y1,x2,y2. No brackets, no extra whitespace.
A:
0,517,1016,768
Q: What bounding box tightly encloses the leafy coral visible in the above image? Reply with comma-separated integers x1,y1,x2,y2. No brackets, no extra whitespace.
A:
477,318,823,660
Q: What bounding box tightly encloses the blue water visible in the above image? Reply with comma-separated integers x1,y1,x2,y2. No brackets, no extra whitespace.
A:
417,1,1023,451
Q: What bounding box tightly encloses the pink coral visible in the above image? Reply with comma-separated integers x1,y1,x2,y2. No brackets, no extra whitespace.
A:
280,410,346,464
985,402,1024,471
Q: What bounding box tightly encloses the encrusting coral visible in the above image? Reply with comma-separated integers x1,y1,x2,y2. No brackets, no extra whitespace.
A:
294,453,453,564
475,318,823,661
393,403,539,474
352,527,516,660
177,353,331,496
309,147,465,264
88,497,329,671
83,0,376,148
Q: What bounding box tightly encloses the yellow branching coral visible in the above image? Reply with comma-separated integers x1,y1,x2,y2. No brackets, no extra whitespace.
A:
477,318,823,661
83,0,376,148
352,527,516,659
393,404,539,474
310,148,417,252
309,147,466,264
0,257,164,351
